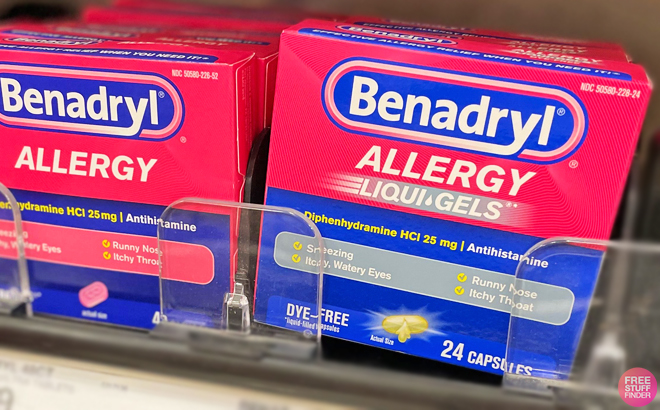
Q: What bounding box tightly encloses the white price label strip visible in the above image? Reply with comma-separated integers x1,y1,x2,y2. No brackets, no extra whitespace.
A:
0,348,356,410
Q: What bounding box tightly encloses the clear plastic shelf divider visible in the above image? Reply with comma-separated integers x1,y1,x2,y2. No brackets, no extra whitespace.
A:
154,198,323,360
0,181,31,317
504,237,660,406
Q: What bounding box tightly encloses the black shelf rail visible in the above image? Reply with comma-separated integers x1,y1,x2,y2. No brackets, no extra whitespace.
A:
0,315,550,410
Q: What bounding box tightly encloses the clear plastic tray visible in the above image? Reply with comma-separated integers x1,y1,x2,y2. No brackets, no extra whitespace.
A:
504,238,660,406
154,198,324,359
0,182,31,316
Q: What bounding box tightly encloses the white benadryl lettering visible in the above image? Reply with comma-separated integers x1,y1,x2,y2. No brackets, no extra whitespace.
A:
0,77,160,135
348,75,557,150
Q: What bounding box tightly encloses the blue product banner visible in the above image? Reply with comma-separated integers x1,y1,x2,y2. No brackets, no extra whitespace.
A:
0,43,219,63
257,187,602,376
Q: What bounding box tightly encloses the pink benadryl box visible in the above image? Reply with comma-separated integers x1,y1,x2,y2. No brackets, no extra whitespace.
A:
256,18,651,372
0,21,254,328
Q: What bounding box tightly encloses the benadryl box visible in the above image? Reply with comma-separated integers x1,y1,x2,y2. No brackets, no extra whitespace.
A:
254,19,652,375
0,22,256,329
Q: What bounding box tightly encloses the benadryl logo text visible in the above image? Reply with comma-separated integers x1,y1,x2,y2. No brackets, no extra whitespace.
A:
336,25,458,44
323,59,587,162
0,64,183,140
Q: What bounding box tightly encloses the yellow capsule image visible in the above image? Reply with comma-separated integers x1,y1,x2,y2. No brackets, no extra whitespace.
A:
382,315,429,343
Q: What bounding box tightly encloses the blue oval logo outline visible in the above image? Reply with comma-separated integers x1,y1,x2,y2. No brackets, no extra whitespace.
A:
322,58,588,163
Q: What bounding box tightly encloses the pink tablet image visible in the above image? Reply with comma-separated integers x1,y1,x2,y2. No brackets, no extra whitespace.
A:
79,282,109,308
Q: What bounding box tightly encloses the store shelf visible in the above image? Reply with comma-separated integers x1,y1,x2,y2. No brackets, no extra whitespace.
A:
1,2,659,409
0,315,549,410
0,347,351,410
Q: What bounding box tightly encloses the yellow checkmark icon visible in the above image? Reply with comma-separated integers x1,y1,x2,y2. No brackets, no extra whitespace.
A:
457,273,467,283
454,286,465,296
103,252,112,260
292,254,301,263
102,239,110,248
293,241,302,251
